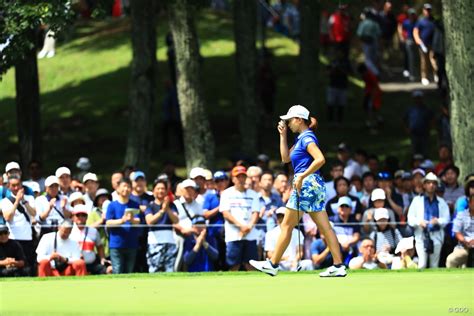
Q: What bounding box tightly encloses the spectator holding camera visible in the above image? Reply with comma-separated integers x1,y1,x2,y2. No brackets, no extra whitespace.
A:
183,216,219,272
145,179,179,273
105,178,141,274
408,172,450,268
70,205,110,274
36,219,86,276
0,224,28,277
1,175,37,274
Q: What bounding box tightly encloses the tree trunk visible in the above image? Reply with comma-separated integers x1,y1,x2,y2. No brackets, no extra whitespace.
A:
298,0,320,112
168,0,215,171
442,0,474,179
15,28,41,172
124,0,158,171
233,0,258,157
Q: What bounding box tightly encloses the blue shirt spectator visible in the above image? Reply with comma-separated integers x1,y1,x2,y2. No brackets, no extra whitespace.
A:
310,238,333,269
106,200,141,249
415,17,435,46
183,217,219,272
402,19,416,40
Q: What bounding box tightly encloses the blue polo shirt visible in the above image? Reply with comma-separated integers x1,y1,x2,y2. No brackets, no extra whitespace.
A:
415,17,435,46
183,234,218,272
290,129,320,175
402,19,416,40
106,200,141,249
310,239,333,269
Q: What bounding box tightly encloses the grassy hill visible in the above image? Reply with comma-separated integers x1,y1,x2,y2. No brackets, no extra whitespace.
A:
0,10,442,180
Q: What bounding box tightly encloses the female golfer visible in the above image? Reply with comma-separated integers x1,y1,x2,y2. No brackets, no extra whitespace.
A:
250,105,346,277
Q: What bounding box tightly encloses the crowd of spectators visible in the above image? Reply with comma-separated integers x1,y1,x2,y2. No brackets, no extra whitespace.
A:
1,145,473,277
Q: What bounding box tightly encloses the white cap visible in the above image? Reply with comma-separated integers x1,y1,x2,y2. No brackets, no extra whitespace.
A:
337,196,353,209
23,181,40,193
423,172,438,183
412,168,426,177
189,167,206,179
72,204,88,215
45,176,60,187
371,188,386,201
69,191,85,204
203,169,213,181
247,166,263,177
374,208,390,221
83,172,98,183
276,207,286,215
182,179,197,189
5,161,20,173
280,105,310,120
395,237,414,254
55,167,71,177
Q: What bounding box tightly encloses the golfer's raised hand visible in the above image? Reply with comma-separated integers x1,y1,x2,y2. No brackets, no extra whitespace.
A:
277,120,287,136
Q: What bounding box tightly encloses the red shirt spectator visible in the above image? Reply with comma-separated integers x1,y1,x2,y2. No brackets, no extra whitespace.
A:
329,9,350,43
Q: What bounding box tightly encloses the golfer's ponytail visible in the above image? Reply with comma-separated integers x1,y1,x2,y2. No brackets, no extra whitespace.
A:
309,116,318,131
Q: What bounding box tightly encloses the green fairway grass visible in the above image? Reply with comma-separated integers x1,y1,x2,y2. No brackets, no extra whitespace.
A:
1,270,472,315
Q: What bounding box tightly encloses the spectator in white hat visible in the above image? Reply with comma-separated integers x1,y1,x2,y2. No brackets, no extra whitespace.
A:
407,172,450,268
361,188,396,238
189,167,208,200
173,179,204,271
369,208,402,264
35,176,71,236
2,162,35,198
82,173,99,212
68,191,85,208
391,236,418,269
264,207,313,271
55,167,73,198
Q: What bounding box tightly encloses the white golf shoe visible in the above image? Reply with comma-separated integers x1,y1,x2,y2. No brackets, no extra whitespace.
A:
249,259,279,277
319,265,347,277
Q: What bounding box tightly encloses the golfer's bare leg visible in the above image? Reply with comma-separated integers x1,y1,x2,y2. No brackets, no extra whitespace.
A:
270,208,301,265
309,211,343,265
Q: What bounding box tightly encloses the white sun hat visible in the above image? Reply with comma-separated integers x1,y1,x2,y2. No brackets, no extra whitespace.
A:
280,105,310,120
